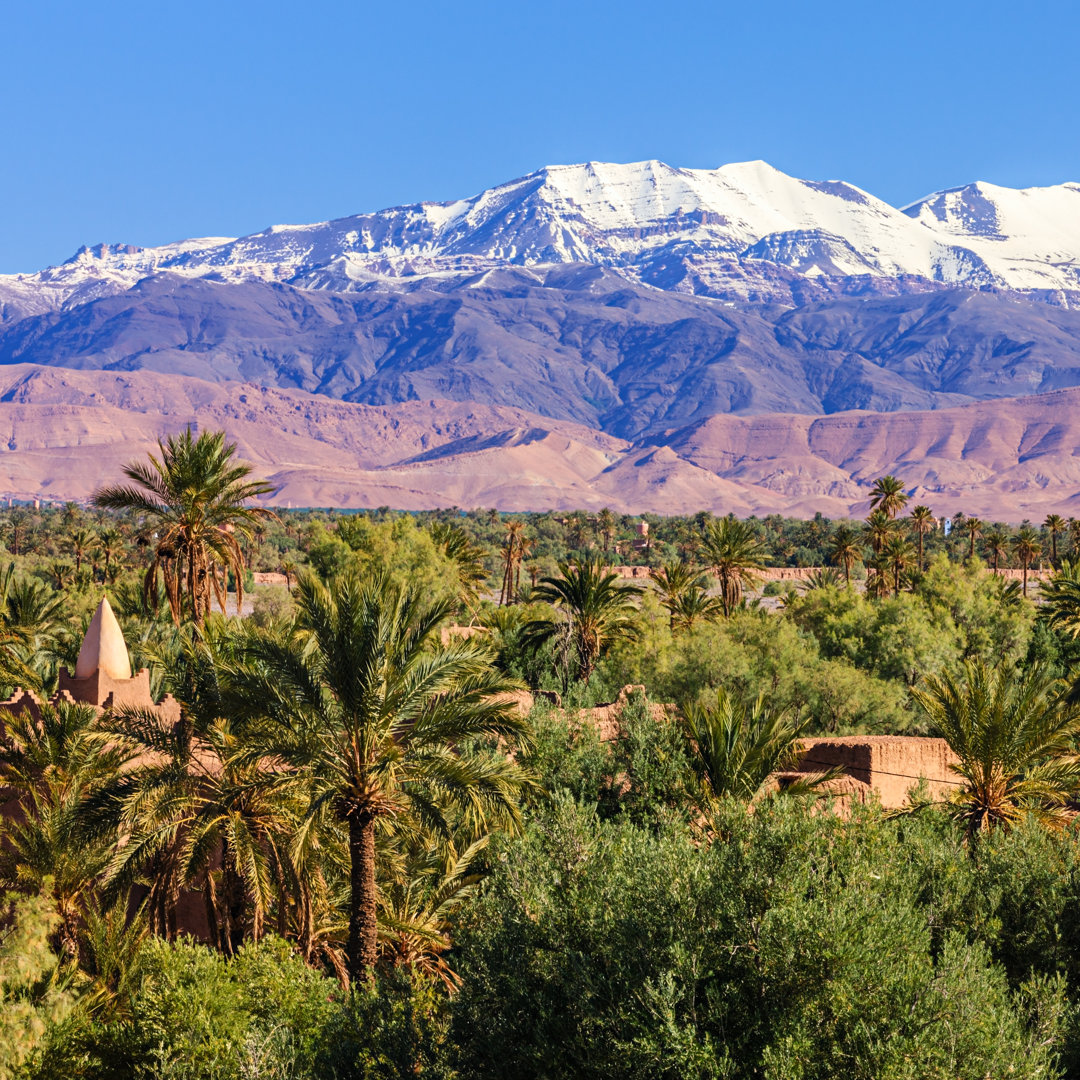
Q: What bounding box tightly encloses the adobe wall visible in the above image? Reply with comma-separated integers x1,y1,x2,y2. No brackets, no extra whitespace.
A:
57,666,181,719
794,735,958,808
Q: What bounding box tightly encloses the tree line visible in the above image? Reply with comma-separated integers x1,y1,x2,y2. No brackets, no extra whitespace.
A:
5,432,1080,1076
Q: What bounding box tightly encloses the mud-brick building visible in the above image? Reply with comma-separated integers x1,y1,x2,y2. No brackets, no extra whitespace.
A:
774,735,960,809
1,595,180,723
0,597,213,938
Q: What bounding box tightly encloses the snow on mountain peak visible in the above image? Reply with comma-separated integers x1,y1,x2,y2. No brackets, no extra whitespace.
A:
5,160,1080,310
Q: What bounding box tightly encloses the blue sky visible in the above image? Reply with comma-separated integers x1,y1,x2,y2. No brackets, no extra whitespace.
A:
1,0,1076,273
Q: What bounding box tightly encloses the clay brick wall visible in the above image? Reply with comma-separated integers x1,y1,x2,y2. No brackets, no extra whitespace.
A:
794,735,959,809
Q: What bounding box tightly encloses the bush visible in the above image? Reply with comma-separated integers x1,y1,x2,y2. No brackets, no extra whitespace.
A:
449,799,1069,1080
27,938,450,1080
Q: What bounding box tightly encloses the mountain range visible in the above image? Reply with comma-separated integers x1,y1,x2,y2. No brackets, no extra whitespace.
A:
2,159,1080,517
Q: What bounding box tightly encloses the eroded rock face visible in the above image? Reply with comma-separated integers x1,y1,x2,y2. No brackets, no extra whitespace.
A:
0,364,1078,520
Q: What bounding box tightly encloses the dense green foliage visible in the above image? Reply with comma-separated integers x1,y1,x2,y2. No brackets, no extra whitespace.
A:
8,446,1080,1076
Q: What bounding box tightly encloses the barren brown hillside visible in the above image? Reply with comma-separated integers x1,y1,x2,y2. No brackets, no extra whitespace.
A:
0,364,1076,520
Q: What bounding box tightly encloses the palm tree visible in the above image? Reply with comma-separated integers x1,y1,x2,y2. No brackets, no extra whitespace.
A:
5,509,29,557
378,830,490,991
94,429,276,626
864,508,894,555
234,570,530,985
99,623,295,953
66,527,97,574
526,558,643,683
0,702,132,957
597,508,617,556
801,568,843,591
913,661,1080,836
680,687,830,809
883,533,915,597
50,562,74,591
829,525,863,587
430,521,489,614
983,528,1009,573
650,560,703,629
5,575,66,668
908,505,936,572
280,560,298,590
498,521,527,607
1045,514,1066,567
1038,560,1080,641
1069,518,1080,561
97,528,123,582
869,475,909,519
965,517,984,563
699,517,767,616
665,585,725,633
564,511,589,552
1013,528,1043,597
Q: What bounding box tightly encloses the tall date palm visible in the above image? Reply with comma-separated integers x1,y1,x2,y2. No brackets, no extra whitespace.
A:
700,518,767,616
234,570,531,985
526,558,643,682
869,475,909,519
94,428,275,626
908,505,936,572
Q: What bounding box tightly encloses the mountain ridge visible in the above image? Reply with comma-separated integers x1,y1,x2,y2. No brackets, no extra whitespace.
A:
1,159,1078,514
0,363,1076,521
5,160,1080,313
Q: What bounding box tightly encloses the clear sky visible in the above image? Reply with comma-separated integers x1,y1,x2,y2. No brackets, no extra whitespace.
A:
1,0,1077,273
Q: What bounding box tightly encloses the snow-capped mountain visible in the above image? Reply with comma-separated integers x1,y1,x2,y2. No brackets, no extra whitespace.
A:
4,161,1080,318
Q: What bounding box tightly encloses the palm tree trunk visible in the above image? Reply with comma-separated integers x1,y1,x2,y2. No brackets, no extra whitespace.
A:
1022,559,1029,597
917,533,924,572
348,810,378,985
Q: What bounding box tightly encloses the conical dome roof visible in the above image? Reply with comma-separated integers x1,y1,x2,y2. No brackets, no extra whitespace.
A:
74,596,132,680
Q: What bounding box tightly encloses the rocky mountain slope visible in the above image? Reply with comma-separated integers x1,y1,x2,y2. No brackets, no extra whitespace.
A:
0,159,1078,514
0,364,1077,521
5,161,1080,308
3,271,1080,439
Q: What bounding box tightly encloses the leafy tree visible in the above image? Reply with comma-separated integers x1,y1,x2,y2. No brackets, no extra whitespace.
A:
94,428,276,626
233,570,530,985
0,889,78,1080
700,517,767,616
913,660,1080,835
